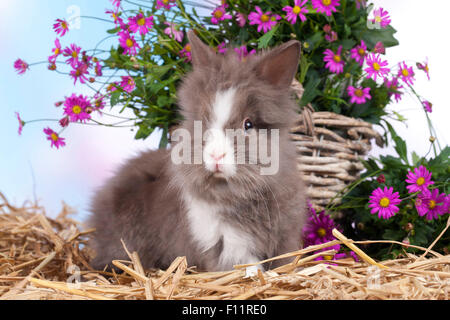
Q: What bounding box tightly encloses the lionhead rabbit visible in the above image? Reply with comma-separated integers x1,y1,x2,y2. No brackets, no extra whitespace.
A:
88,31,307,271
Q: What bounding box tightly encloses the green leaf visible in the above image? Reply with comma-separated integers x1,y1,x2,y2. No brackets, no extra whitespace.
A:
110,91,121,107
258,25,279,49
107,27,121,34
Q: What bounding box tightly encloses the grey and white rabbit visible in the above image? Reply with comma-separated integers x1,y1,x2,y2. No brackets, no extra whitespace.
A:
88,32,307,272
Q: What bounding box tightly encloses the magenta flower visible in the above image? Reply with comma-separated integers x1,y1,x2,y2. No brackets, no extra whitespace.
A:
53,19,69,37
374,41,386,54
217,42,228,55
384,77,403,102
44,128,66,149
365,53,389,81
248,6,281,34
94,94,106,110
119,76,136,93
118,31,140,56
14,59,29,75
235,12,247,27
323,46,345,74
63,94,92,123
416,189,448,220
110,0,121,8
70,63,89,85
302,209,340,247
325,31,338,42
311,0,340,16
156,0,176,10
368,186,401,219
417,58,430,80
350,40,367,66
59,117,70,128
106,8,124,27
397,61,415,86
15,112,24,135
234,45,256,61
371,7,391,28
347,86,371,104
63,44,81,68
94,60,103,77
314,244,341,263
163,22,184,42
128,13,154,35
49,38,62,63
180,44,192,62
423,100,432,113
406,166,434,194
211,4,232,25
355,0,367,9
283,0,308,24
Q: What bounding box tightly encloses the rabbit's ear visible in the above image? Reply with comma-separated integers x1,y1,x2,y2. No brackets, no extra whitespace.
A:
187,30,215,68
254,40,301,88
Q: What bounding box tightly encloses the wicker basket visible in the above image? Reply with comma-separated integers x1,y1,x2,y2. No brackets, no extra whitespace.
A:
290,80,384,212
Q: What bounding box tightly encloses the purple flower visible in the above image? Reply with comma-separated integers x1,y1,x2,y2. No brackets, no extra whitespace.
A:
128,13,154,35
347,86,371,104
384,77,403,102
234,45,256,61
283,0,308,24
164,22,184,42
365,53,389,81
14,59,29,75
423,100,432,113
416,189,448,220
371,7,391,28
405,166,434,194
211,4,232,25
368,186,401,219
397,61,415,86
302,208,340,247
350,40,367,66
323,45,345,74
311,0,340,16
248,6,281,34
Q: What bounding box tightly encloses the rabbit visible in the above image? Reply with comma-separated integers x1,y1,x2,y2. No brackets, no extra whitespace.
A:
88,31,307,272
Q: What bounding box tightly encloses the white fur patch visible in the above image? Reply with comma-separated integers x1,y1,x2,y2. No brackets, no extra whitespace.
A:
184,193,259,271
203,88,237,177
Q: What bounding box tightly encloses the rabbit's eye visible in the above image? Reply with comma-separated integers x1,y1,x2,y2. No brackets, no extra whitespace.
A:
243,118,253,131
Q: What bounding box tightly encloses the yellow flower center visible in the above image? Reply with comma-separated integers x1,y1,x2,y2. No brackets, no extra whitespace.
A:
214,9,224,19
354,89,363,97
128,78,134,86
323,255,333,260
322,0,331,6
137,17,146,26
429,200,436,209
358,48,365,56
333,55,341,63
375,16,382,23
126,38,134,48
293,6,301,14
402,69,410,77
185,44,191,52
51,133,59,142
163,0,169,3
72,51,78,58
61,21,68,29
72,105,82,114
416,177,425,186
425,65,429,72
54,48,60,55
317,228,326,237
372,62,381,71
379,197,390,208
261,14,270,22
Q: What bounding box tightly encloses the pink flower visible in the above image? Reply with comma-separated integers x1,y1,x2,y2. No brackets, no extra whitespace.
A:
369,187,401,219
93,94,106,110
384,77,403,102
156,0,176,10
110,0,121,8
63,44,81,68
405,166,434,194
211,4,232,24
374,41,385,54
347,86,371,104
180,44,192,62
323,46,345,74
14,59,29,75
119,76,136,93
314,244,341,264
417,58,430,80
303,209,340,247
283,0,308,24
217,42,228,55
94,60,103,77
248,6,281,34
234,45,256,61
355,0,367,9
235,12,247,27
70,63,89,85
118,31,140,56
164,22,184,42
44,128,66,149
106,8,124,27
128,13,154,35
350,40,367,66
364,53,389,81
423,100,432,113
416,189,448,220
53,19,69,37
371,7,391,28
49,38,62,63
397,61,415,86
15,112,24,135
311,0,340,16
59,117,70,128
63,94,92,123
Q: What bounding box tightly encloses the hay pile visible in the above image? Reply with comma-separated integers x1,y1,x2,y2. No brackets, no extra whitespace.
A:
1,192,449,300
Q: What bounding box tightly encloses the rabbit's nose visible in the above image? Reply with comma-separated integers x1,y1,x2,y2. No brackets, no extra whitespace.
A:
209,152,226,162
